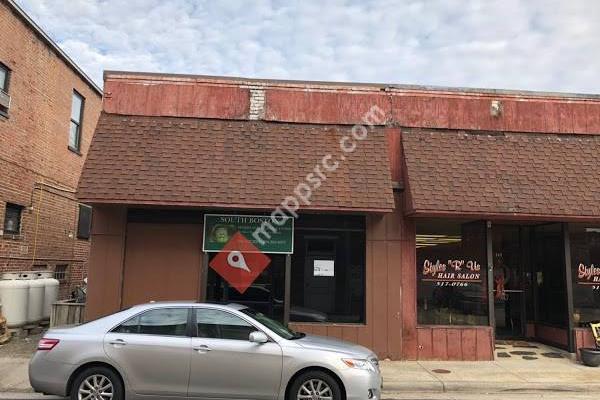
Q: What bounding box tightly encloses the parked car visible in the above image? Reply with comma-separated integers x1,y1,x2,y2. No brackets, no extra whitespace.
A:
29,302,381,400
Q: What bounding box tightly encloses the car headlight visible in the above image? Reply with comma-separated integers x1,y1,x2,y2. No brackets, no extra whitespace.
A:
341,358,376,371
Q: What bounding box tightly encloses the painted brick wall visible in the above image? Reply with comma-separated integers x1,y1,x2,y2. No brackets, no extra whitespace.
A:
0,1,102,298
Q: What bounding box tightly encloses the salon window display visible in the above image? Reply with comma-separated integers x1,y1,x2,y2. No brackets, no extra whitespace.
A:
570,224,600,326
417,219,488,326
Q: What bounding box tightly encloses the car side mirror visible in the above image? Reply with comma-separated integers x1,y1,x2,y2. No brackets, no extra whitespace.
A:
249,331,268,344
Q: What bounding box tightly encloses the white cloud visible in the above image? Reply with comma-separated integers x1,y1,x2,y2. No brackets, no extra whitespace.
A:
15,0,600,93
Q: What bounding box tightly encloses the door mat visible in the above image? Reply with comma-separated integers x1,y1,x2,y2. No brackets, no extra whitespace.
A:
510,351,536,356
541,352,565,358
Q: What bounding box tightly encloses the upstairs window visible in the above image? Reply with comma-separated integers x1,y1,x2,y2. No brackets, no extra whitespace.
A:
3,203,23,235
0,63,10,116
69,90,84,152
0,63,8,92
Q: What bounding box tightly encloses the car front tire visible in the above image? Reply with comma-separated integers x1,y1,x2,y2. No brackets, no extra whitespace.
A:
289,370,342,400
70,366,124,400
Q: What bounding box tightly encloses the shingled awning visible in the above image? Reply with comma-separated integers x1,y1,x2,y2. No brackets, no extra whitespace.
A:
402,129,600,220
77,113,395,212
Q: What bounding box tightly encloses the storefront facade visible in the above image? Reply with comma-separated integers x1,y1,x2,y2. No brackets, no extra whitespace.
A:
79,71,600,360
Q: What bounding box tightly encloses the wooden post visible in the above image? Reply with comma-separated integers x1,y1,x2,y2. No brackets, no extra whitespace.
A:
487,221,496,333
284,254,291,326
563,223,575,353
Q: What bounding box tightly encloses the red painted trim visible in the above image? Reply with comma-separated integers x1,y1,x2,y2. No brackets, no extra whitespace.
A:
418,324,492,329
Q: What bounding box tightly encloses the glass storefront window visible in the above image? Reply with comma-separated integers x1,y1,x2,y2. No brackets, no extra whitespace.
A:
290,215,366,323
417,219,488,326
206,253,286,322
569,224,600,326
206,214,366,324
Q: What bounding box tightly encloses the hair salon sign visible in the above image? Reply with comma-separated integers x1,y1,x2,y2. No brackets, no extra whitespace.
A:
421,259,483,287
576,263,600,290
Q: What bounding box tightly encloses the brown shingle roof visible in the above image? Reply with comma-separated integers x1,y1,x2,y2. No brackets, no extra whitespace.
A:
77,113,395,212
402,129,600,219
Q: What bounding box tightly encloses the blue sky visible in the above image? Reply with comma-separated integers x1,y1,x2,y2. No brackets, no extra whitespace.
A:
17,0,600,93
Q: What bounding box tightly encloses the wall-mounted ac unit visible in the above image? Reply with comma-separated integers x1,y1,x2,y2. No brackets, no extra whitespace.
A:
0,90,11,110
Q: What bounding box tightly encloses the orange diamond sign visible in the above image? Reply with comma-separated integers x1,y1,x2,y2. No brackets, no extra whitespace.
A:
209,231,271,294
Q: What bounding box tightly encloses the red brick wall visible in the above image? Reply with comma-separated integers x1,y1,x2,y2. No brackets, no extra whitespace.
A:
0,2,102,298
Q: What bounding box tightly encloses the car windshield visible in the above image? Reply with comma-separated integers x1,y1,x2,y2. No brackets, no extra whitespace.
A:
240,308,305,340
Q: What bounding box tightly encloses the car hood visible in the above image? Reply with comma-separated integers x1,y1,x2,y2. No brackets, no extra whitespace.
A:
294,334,375,358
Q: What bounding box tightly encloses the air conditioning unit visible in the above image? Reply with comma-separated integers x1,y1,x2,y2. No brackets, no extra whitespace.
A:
0,90,11,110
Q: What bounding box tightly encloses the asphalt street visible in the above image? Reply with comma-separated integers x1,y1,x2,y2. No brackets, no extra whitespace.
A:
1,392,600,400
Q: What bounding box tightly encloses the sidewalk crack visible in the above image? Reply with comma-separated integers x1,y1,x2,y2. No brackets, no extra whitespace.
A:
417,361,447,392
494,360,529,383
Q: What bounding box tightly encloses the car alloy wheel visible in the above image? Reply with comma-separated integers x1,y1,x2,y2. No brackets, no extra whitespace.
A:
297,378,333,400
77,374,114,400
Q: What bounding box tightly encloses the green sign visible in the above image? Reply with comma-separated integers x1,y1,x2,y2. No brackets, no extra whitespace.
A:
203,214,294,254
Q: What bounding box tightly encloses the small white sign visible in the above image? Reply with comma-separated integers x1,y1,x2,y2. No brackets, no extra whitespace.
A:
314,260,335,277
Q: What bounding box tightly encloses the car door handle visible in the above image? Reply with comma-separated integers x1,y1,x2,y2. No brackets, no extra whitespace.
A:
109,339,127,346
193,344,212,353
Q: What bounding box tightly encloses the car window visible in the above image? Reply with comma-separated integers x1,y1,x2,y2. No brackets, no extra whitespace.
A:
112,308,188,336
139,308,188,336
112,315,140,334
196,308,256,341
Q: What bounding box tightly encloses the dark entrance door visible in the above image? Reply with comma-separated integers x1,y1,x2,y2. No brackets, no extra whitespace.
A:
493,225,527,338
491,223,570,347
303,236,337,313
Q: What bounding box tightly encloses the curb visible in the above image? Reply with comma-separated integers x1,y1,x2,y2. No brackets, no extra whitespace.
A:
3,381,600,400
382,381,600,394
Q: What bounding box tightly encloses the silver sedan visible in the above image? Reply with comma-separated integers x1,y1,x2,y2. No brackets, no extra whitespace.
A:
29,302,381,400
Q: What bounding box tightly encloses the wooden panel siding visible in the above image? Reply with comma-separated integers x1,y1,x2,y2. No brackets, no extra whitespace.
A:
290,194,410,360
416,326,494,361
121,223,203,307
261,85,600,135
534,324,569,348
85,206,127,320
102,72,600,136
386,127,402,184
575,328,597,360
264,89,392,125
103,80,250,119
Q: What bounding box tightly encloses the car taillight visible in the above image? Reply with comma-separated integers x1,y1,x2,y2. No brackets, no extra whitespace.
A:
37,338,60,350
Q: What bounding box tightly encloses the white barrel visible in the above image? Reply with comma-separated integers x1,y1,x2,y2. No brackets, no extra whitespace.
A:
0,277,29,328
1,272,21,280
37,272,59,320
24,273,45,324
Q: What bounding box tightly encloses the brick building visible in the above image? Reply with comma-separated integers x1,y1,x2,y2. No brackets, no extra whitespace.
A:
80,71,600,361
0,0,102,298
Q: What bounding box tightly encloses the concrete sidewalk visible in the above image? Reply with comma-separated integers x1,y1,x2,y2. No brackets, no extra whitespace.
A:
0,358,31,393
2,352,600,397
381,356,600,394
